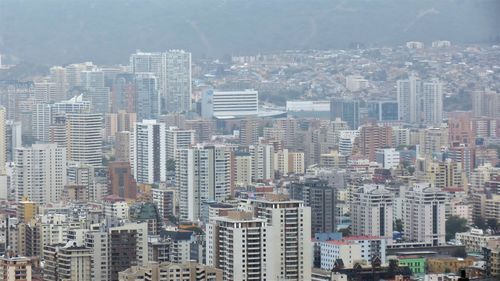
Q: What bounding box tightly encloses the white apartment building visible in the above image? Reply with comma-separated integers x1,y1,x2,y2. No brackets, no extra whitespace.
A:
403,183,447,246
351,184,394,239
14,143,67,204
242,195,312,281
85,231,110,281
319,240,361,269
165,126,195,160
133,120,166,184
456,228,500,253
176,145,231,221
375,148,400,169
206,211,267,281
66,113,103,166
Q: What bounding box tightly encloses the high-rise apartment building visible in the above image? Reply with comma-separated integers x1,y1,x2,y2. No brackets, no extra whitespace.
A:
43,242,92,281
176,145,231,221
206,211,267,281
242,195,312,281
164,50,192,113
359,124,393,161
14,143,67,204
135,73,160,121
85,231,110,281
133,120,166,184
397,75,444,126
165,126,195,160
32,103,52,142
66,113,103,166
403,183,447,246
109,161,137,199
0,256,32,281
290,178,336,234
109,223,149,281
0,106,5,174
351,184,394,239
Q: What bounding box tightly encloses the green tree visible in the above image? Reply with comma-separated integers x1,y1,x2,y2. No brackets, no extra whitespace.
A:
339,227,351,237
394,219,404,232
474,216,487,230
487,218,498,231
446,216,469,241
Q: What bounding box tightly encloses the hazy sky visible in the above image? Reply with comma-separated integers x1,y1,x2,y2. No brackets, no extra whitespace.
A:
0,0,499,64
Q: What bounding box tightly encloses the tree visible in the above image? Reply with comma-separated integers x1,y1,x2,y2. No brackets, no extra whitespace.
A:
339,227,351,237
487,218,498,232
446,216,469,241
474,216,487,230
394,219,404,232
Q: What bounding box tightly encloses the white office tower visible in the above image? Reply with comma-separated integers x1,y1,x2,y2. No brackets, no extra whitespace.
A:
165,126,195,160
403,183,447,246
34,81,57,104
397,75,421,124
375,148,400,169
206,211,267,281
84,231,110,281
130,51,164,77
49,66,68,102
176,145,231,222
351,184,394,239
164,50,192,113
66,113,103,166
13,143,67,204
0,107,5,174
133,120,166,184
249,144,274,181
242,195,312,281
202,89,259,118
422,79,444,125
32,103,52,142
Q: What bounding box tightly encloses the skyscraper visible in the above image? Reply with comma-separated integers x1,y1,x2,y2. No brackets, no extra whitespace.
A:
176,145,231,221
14,143,67,204
132,120,166,184
164,50,192,113
66,113,103,166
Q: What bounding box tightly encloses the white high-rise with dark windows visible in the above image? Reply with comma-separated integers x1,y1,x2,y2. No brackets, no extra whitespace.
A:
176,144,231,222
66,113,103,166
13,143,67,204
133,120,166,184
164,50,192,113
